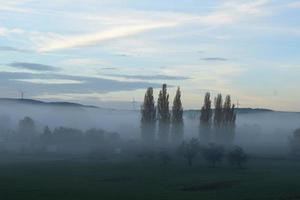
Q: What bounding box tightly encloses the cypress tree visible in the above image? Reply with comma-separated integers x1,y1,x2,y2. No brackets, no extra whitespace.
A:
171,87,184,144
200,92,212,143
157,84,170,143
141,87,156,143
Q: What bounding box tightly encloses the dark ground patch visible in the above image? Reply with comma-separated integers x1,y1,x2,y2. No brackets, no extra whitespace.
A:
179,180,240,191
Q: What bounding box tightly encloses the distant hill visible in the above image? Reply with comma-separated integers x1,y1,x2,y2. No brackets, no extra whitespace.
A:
0,98,98,109
0,98,287,114
185,108,273,114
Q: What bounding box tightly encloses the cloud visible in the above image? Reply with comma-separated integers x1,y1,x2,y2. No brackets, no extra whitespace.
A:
0,0,31,13
8,62,58,71
37,22,177,52
0,27,24,36
288,1,300,9
60,58,108,66
0,71,161,96
201,57,228,61
12,79,85,85
18,0,270,53
105,74,189,80
102,67,118,70
0,46,29,53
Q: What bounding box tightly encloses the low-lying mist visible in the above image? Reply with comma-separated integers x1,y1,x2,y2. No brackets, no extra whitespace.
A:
0,100,299,157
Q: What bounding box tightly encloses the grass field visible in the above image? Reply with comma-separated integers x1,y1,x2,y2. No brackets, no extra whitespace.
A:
0,154,300,200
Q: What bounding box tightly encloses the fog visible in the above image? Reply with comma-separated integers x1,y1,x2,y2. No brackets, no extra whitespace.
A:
0,100,299,157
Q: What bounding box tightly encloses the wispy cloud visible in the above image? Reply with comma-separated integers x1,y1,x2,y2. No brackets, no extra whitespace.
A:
60,58,108,66
37,23,177,52
12,78,85,85
201,57,228,61
19,0,270,53
0,71,161,95
0,46,29,52
288,1,300,9
105,74,189,80
102,67,118,70
0,27,24,36
9,62,58,71
0,0,31,13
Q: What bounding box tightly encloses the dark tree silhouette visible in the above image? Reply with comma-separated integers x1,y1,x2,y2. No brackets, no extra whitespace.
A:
214,94,223,127
202,143,225,167
141,87,156,143
222,95,236,144
178,138,200,166
200,92,212,143
18,116,36,136
171,87,184,144
157,84,170,143
43,126,52,137
227,146,248,168
213,94,223,143
41,126,52,146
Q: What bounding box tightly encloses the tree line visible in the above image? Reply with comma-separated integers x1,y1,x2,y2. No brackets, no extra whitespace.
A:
141,84,237,145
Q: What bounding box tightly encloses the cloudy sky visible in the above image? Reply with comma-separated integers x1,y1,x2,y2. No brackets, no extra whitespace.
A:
0,0,299,111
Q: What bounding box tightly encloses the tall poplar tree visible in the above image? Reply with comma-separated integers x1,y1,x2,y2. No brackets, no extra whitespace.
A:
214,94,223,143
171,87,184,144
200,92,212,143
214,94,223,127
141,87,156,143
157,84,170,143
222,95,236,143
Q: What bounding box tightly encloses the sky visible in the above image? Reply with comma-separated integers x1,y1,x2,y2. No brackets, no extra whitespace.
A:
0,0,299,111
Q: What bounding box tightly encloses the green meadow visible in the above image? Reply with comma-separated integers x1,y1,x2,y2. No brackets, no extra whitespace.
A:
1,154,300,200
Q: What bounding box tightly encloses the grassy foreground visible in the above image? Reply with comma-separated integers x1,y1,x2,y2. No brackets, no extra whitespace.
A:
0,155,300,200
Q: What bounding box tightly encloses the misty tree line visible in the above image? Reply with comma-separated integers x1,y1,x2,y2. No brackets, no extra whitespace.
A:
0,116,121,154
141,84,237,145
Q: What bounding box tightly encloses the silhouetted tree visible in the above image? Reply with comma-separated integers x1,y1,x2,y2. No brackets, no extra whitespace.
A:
157,84,170,143
222,95,236,144
41,126,52,146
200,92,212,143
202,143,224,167
213,94,223,143
43,126,52,136
18,116,36,136
141,87,156,143
178,138,200,166
227,146,248,168
171,87,184,144
214,94,223,127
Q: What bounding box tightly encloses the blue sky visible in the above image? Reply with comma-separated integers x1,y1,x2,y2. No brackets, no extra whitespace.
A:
0,0,299,111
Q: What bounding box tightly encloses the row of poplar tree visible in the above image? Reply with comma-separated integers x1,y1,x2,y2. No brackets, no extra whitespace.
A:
140,84,236,145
